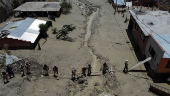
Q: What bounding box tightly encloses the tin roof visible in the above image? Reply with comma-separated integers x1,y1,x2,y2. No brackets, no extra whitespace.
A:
129,9,170,36
112,0,125,5
152,35,170,58
13,2,61,12
1,18,46,43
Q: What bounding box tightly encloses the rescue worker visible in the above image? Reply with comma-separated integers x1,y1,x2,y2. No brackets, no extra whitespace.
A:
6,65,14,78
53,66,58,77
124,60,128,73
87,64,91,76
20,63,25,77
25,61,31,74
72,67,76,79
1,69,9,84
82,67,87,77
102,62,108,74
42,64,49,76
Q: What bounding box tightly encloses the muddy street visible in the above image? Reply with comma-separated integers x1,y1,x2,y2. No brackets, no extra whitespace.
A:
0,0,154,96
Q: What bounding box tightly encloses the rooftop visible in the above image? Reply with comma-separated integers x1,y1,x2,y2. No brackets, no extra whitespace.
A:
13,2,61,12
129,9,170,36
112,0,125,5
0,18,46,43
152,35,170,58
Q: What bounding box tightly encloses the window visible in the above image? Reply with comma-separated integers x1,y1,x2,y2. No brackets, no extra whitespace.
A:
141,33,145,42
149,46,157,60
166,60,170,68
135,23,138,31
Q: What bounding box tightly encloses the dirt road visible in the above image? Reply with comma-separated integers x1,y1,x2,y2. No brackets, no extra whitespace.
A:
0,0,154,96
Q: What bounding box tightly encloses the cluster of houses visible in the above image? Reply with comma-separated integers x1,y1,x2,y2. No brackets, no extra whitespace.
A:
0,1,62,49
107,0,170,75
128,9,170,75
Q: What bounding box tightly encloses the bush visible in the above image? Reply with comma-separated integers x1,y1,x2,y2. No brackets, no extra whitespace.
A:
56,24,76,39
52,27,57,34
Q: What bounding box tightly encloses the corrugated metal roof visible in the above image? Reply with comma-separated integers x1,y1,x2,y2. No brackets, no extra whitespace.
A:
9,18,35,37
152,35,170,58
0,17,47,43
112,0,125,5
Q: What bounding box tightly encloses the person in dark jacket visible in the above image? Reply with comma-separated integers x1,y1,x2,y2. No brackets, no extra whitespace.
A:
53,66,58,77
6,65,14,78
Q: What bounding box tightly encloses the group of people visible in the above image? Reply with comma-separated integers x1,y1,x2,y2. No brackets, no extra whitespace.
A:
42,64,58,77
1,65,14,84
71,62,109,79
1,61,114,84
1,61,31,84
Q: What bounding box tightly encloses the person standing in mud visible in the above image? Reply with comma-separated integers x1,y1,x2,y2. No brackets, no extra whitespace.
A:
25,61,31,74
82,67,87,77
124,60,128,73
53,66,58,77
87,64,91,76
1,69,9,84
20,63,25,77
6,65,14,78
72,67,76,79
42,64,49,76
102,62,108,74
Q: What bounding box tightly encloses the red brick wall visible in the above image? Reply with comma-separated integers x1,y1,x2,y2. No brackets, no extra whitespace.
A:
132,1,143,6
0,37,33,49
157,58,170,73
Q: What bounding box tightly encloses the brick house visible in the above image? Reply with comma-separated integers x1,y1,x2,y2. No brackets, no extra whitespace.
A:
128,9,170,74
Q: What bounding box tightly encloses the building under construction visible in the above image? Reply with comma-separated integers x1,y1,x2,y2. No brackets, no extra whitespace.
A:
13,2,62,18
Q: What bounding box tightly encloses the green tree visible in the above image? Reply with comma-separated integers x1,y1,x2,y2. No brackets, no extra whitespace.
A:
39,24,48,38
56,24,76,39
60,1,72,14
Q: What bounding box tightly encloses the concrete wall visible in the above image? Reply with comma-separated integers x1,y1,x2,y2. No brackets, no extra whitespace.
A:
145,35,164,72
0,37,33,49
132,20,149,57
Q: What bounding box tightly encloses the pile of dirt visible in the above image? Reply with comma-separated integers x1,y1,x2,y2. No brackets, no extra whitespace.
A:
155,0,170,7
73,0,99,16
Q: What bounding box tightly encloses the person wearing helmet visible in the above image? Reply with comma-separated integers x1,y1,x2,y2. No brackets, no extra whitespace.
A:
124,60,128,73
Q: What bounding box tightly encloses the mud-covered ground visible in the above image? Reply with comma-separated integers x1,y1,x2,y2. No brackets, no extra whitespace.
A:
0,0,157,96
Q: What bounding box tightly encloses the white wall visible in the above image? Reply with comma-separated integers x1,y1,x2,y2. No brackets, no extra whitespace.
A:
145,36,164,72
